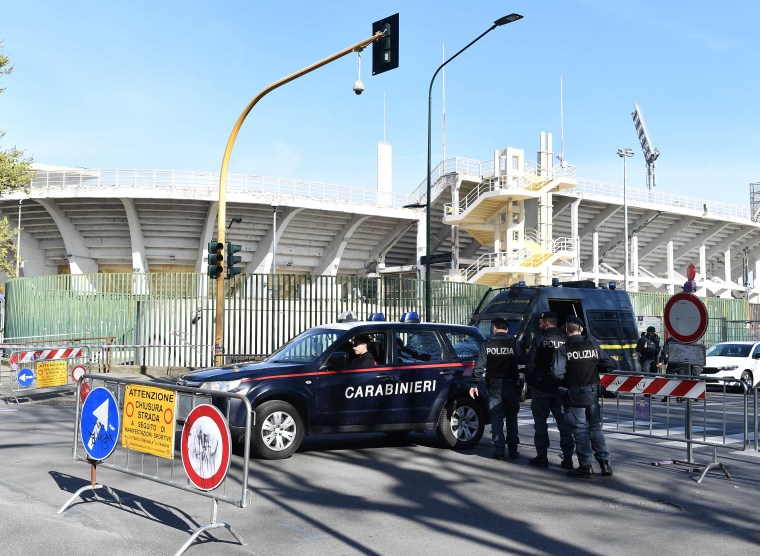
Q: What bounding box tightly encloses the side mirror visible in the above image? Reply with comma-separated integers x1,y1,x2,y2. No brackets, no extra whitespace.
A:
752,353,760,360
326,351,349,368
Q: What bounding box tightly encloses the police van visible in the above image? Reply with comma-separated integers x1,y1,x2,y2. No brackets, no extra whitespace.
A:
178,312,489,459
470,280,640,375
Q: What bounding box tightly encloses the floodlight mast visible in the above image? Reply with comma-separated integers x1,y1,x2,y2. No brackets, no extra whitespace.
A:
631,103,660,191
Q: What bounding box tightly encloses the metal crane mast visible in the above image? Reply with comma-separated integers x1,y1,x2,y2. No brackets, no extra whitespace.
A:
631,103,660,191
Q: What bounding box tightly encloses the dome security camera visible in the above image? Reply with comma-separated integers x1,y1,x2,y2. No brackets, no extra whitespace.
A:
353,79,364,95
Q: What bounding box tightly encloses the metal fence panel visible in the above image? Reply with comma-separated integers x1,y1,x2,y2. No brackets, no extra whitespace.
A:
5,273,488,370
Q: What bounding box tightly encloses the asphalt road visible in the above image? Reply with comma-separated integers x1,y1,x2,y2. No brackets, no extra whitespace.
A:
2,379,760,556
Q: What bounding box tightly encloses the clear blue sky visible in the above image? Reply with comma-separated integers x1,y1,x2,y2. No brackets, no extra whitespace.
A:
1,1,758,204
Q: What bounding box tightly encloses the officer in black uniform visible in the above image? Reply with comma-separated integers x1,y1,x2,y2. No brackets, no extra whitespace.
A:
350,335,376,368
469,318,523,460
551,315,616,478
636,326,660,373
524,311,575,469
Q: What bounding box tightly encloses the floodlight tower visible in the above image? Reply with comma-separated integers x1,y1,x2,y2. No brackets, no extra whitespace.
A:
631,103,660,191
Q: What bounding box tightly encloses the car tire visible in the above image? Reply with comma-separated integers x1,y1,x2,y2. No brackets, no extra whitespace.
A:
436,396,485,450
740,371,753,391
252,400,304,460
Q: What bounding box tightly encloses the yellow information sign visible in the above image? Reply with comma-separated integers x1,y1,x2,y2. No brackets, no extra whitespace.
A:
121,384,177,459
36,360,68,388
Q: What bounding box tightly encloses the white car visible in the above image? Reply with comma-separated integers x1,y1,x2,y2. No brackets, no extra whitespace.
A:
702,341,760,389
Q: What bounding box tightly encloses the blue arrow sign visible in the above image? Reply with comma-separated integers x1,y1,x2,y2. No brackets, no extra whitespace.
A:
17,368,35,388
80,387,120,461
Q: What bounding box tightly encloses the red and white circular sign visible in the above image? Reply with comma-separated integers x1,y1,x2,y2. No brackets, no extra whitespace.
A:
181,404,231,491
664,292,708,343
71,365,87,382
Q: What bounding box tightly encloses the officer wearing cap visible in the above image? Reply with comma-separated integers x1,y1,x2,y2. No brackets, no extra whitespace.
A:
636,326,661,373
524,311,575,469
469,318,524,460
350,334,376,368
551,315,616,478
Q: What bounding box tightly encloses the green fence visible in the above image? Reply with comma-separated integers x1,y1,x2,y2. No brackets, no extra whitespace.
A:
4,273,489,370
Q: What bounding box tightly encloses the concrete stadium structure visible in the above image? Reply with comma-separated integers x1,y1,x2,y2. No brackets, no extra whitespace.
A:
2,132,759,302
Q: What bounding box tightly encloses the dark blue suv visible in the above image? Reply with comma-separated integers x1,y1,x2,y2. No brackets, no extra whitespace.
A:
178,316,488,459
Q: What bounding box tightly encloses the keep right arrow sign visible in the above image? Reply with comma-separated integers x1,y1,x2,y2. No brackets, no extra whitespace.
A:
663,292,708,344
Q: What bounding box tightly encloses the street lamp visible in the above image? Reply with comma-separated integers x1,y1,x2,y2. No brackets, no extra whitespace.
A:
424,13,523,321
617,148,634,290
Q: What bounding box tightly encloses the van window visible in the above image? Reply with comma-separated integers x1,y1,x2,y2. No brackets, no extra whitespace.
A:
586,310,638,341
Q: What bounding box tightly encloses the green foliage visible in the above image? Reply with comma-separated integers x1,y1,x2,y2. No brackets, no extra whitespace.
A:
0,39,35,278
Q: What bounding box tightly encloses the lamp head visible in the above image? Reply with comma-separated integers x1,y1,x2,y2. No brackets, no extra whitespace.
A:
494,13,523,26
617,148,634,158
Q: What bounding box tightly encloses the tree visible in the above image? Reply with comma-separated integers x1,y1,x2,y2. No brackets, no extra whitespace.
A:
0,40,35,278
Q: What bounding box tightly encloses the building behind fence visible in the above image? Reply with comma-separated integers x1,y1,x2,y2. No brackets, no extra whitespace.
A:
4,273,758,370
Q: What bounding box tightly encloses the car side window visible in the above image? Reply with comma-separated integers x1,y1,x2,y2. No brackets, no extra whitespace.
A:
393,331,445,363
753,345,760,358
443,330,481,361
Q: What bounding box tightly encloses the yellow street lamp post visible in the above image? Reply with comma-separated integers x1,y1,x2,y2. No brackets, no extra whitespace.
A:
213,29,385,364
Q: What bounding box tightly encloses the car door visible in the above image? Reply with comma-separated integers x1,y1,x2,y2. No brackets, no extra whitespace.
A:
392,328,456,425
313,330,394,429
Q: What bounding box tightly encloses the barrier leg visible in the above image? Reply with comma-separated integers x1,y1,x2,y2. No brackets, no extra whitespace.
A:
173,498,246,556
696,446,732,484
57,461,123,514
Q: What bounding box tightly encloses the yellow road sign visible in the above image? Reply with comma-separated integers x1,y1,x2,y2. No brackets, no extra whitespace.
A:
121,384,177,459
36,360,68,388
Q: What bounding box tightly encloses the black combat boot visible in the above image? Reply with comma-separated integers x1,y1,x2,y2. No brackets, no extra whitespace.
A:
529,455,549,467
560,457,574,470
567,464,594,478
599,461,613,476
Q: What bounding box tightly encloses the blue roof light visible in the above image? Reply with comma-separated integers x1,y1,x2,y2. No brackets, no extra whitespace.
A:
402,311,420,323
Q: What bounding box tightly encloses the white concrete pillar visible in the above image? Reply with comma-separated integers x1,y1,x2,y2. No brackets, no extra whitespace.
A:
698,244,707,297
667,240,675,295
631,234,639,292
592,230,599,286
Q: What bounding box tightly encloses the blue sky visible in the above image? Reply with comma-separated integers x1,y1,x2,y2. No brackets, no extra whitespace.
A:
1,1,758,204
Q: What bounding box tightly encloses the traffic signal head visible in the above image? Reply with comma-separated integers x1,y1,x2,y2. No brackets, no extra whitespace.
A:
372,13,399,76
207,241,224,279
226,242,242,279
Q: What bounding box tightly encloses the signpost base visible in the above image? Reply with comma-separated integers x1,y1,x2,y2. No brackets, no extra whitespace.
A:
174,498,245,556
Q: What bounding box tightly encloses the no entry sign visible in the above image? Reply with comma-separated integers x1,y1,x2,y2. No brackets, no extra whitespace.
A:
664,292,708,343
181,404,231,491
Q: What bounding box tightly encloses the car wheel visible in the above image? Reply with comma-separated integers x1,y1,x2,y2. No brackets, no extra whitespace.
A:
436,396,485,450
740,371,753,390
253,400,304,460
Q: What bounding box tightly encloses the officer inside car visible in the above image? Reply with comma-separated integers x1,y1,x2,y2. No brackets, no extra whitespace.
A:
524,311,575,470
469,318,523,460
551,315,615,478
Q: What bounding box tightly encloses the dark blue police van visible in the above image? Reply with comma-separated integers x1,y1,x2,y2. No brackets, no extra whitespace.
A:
178,313,488,459
470,280,640,373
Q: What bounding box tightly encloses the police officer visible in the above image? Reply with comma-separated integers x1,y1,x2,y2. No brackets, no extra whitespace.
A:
636,326,660,373
469,318,523,460
551,315,616,478
524,311,575,469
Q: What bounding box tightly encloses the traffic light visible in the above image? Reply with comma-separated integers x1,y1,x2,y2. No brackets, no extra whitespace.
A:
207,241,224,279
226,242,242,279
372,13,399,76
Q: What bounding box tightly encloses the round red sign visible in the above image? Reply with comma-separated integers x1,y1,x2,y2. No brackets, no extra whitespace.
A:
181,404,231,491
663,292,708,343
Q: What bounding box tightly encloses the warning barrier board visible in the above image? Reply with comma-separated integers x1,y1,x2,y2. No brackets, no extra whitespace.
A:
600,373,706,399
37,360,68,388
121,384,177,459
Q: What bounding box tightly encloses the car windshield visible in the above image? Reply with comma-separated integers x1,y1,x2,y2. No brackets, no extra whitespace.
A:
269,329,342,363
706,343,751,358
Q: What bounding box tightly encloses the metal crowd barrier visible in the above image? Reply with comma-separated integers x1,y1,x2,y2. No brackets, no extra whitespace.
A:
58,374,252,556
600,371,755,483
3,344,92,403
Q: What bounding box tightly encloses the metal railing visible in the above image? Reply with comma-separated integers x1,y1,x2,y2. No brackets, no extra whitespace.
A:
573,178,750,221
19,168,415,209
600,371,756,482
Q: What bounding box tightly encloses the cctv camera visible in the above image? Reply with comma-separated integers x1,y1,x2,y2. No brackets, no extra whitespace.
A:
353,79,364,95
